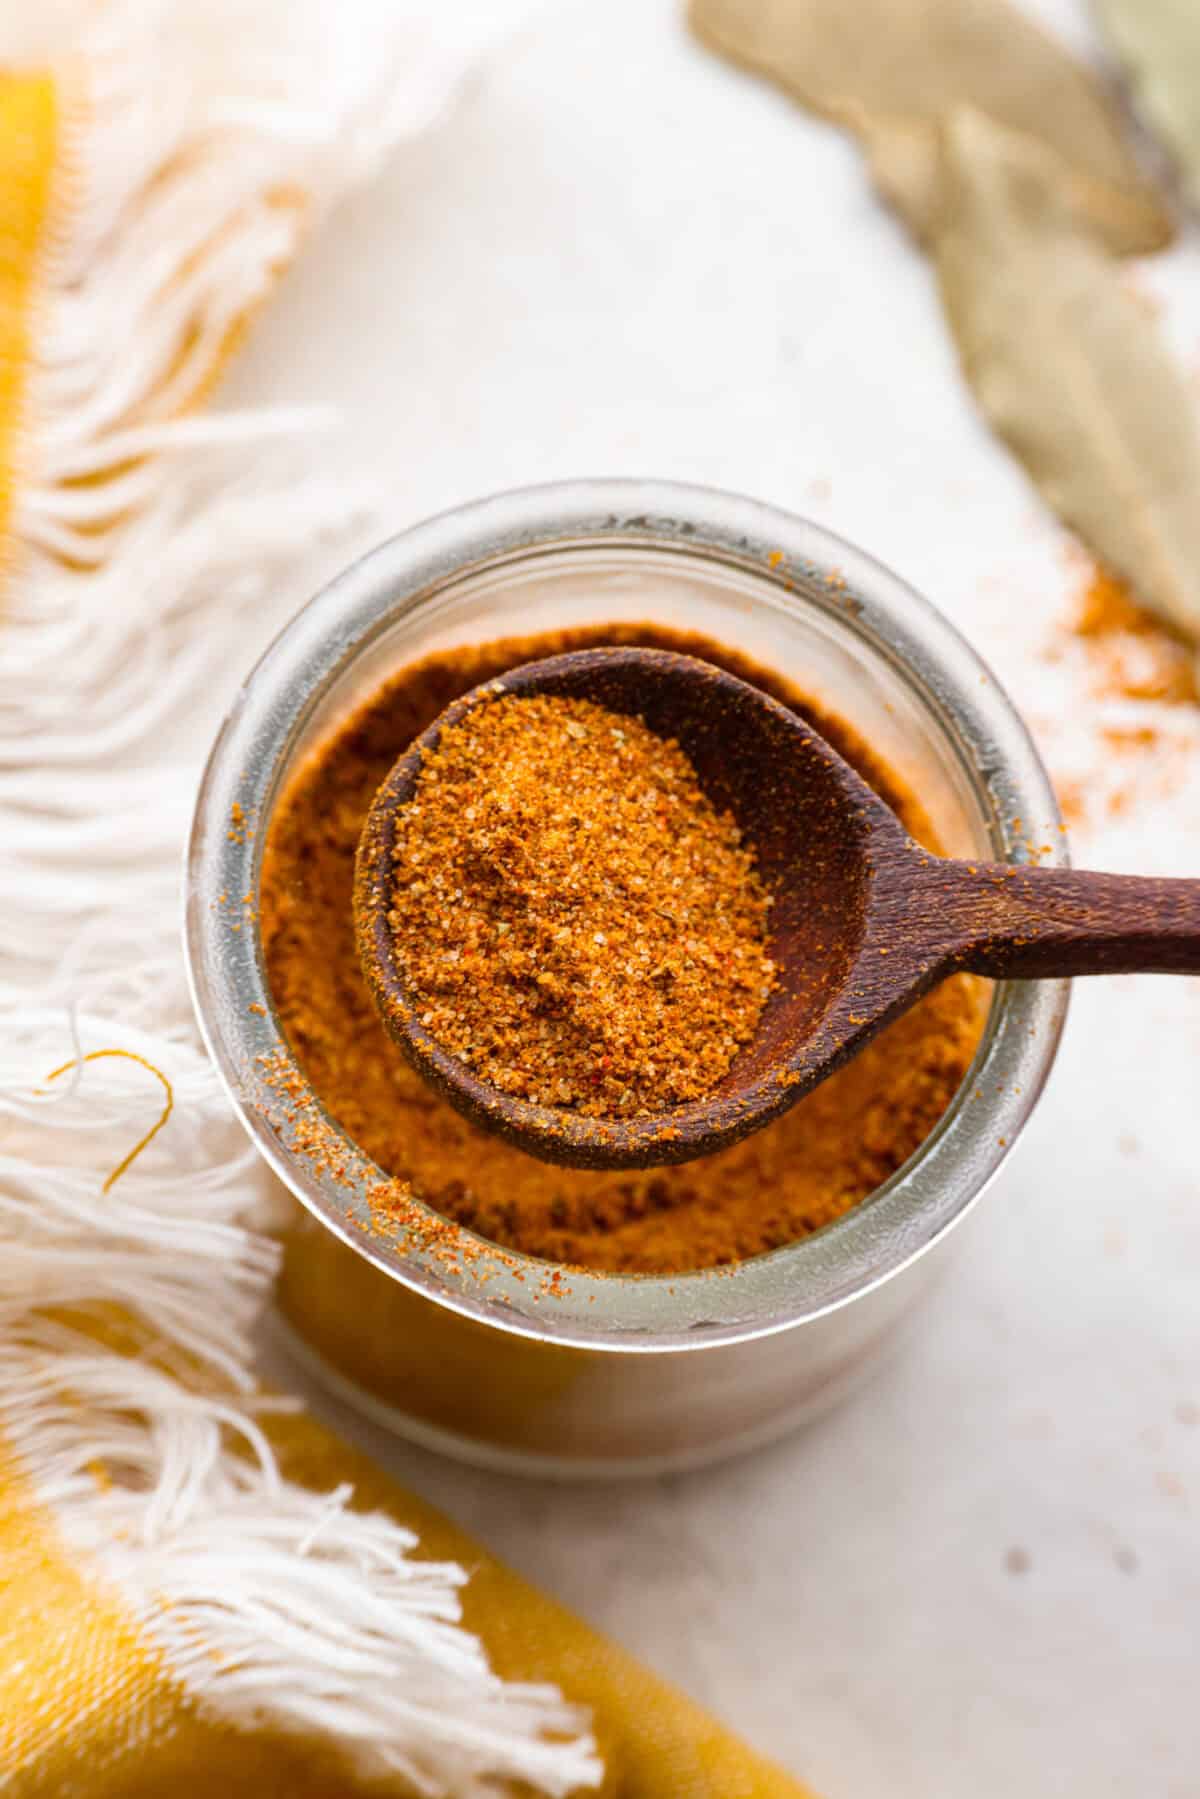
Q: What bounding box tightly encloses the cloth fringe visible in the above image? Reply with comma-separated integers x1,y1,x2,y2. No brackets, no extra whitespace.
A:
0,2,600,1793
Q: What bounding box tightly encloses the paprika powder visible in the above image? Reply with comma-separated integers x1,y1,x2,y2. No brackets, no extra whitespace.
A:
382,691,777,1117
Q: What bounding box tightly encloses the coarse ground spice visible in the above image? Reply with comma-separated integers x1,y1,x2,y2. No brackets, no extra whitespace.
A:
260,623,986,1275
1071,566,1199,707
1048,565,1200,833
385,692,777,1117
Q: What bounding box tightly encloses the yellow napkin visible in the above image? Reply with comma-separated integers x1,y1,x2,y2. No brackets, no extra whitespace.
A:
0,17,817,1797
2,1420,815,1796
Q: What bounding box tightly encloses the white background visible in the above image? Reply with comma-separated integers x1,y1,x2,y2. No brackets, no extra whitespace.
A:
223,3,1200,1794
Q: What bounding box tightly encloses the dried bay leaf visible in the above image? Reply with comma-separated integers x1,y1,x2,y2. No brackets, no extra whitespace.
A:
690,0,1172,252
855,108,1167,252
1096,0,1200,208
935,107,1200,643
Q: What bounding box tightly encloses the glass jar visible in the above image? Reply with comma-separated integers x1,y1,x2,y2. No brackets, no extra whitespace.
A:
186,480,1067,1476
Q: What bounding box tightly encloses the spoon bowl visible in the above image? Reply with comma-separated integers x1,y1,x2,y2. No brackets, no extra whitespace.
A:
356,647,1200,1170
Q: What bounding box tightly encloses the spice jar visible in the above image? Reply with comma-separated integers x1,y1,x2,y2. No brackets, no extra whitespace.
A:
186,480,1067,1476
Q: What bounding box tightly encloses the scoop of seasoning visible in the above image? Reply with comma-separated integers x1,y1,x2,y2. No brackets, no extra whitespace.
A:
386,692,777,1118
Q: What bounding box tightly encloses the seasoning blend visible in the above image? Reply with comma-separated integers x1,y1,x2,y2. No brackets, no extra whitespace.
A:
189,483,1066,1471
382,690,777,1118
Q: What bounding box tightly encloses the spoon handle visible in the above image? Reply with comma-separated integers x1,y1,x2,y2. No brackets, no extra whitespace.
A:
929,861,1200,978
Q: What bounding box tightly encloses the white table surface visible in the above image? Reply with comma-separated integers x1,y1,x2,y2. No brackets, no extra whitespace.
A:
224,3,1200,1793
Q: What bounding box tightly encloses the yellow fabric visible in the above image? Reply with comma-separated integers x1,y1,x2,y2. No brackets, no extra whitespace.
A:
0,73,56,555
0,1433,454,1799
1,1414,816,1797
0,57,818,1799
0,1442,181,1796
274,1413,817,1799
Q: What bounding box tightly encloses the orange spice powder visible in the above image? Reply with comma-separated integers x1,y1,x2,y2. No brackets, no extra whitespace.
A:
383,692,777,1117
260,623,986,1275
1071,566,1198,708
1049,566,1200,832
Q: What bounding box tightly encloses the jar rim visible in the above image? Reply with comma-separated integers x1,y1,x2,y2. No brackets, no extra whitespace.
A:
185,478,1068,1353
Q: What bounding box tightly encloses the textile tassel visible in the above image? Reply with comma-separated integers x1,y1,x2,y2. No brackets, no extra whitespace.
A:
0,1,600,1792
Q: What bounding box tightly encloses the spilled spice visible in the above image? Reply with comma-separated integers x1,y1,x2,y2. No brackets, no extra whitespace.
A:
1046,565,1200,833
260,623,986,1275
384,693,777,1117
1071,566,1199,707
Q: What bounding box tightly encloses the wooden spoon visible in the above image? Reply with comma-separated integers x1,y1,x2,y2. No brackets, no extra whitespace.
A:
355,646,1200,1171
